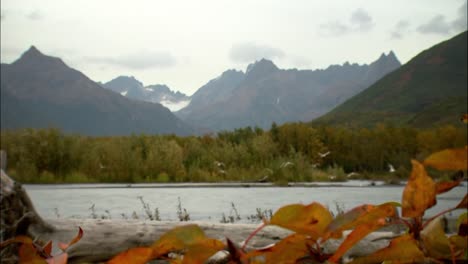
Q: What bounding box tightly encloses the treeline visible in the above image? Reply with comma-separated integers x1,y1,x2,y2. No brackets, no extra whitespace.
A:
0,123,466,183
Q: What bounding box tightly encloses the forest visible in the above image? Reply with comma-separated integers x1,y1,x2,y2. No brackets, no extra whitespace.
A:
0,122,466,184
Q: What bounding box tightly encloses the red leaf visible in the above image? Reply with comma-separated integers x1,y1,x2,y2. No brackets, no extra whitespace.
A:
455,194,467,209
435,180,462,195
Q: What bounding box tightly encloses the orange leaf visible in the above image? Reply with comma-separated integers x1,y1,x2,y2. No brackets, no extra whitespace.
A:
455,194,467,209
424,147,468,171
269,202,333,239
107,247,153,264
402,160,436,218
435,180,462,194
46,253,68,264
182,238,225,264
0,235,34,249
151,224,207,258
461,113,468,123
349,234,425,264
324,204,375,240
328,202,398,263
58,227,83,251
244,234,312,264
19,243,47,264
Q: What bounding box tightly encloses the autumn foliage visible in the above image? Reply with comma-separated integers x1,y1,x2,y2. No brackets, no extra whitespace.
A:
1,147,467,263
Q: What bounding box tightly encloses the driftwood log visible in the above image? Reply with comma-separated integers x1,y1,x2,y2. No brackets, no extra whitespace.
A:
0,150,396,263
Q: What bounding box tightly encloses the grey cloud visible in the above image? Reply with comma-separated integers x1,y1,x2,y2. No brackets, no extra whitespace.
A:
87,51,177,70
390,20,410,39
452,1,467,31
350,8,374,32
27,10,44,21
318,21,350,36
417,15,451,35
318,8,373,36
229,43,285,63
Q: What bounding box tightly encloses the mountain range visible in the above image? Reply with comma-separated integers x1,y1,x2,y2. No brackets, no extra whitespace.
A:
0,47,193,136
101,76,190,112
314,31,467,128
176,52,401,131
1,31,465,136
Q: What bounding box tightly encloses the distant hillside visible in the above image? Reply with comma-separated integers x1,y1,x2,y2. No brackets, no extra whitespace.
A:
102,76,190,112
177,52,401,131
0,47,193,136
314,31,467,128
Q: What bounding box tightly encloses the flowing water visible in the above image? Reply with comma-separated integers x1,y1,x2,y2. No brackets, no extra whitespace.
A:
24,181,466,223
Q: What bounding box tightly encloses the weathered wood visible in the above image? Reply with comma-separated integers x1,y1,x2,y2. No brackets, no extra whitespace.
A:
30,218,395,263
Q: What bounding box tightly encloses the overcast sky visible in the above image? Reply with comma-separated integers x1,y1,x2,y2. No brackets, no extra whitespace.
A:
1,0,466,95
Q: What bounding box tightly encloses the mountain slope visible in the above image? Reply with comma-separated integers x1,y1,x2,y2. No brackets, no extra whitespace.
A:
102,76,190,111
178,54,401,131
314,31,467,127
0,46,193,136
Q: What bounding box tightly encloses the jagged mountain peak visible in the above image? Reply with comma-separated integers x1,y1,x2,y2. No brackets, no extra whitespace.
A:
13,45,66,69
246,58,279,76
376,50,401,65
24,45,43,57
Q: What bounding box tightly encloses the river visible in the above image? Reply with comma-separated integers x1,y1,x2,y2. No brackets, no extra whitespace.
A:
24,181,466,223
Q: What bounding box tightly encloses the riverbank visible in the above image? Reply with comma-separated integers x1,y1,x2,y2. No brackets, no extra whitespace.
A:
23,180,399,189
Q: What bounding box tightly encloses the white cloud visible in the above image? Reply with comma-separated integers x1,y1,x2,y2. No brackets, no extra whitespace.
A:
229,43,285,63
86,51,177,70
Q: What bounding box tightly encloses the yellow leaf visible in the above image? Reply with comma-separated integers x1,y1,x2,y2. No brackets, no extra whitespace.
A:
182,238,225,264
269,202,332,239
402,160,436,218
448,235,468,258
424,147,468,171
107,247,153,264
151,225,207,258
349,235,425,264
421,217,452,259
244,234,312,264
